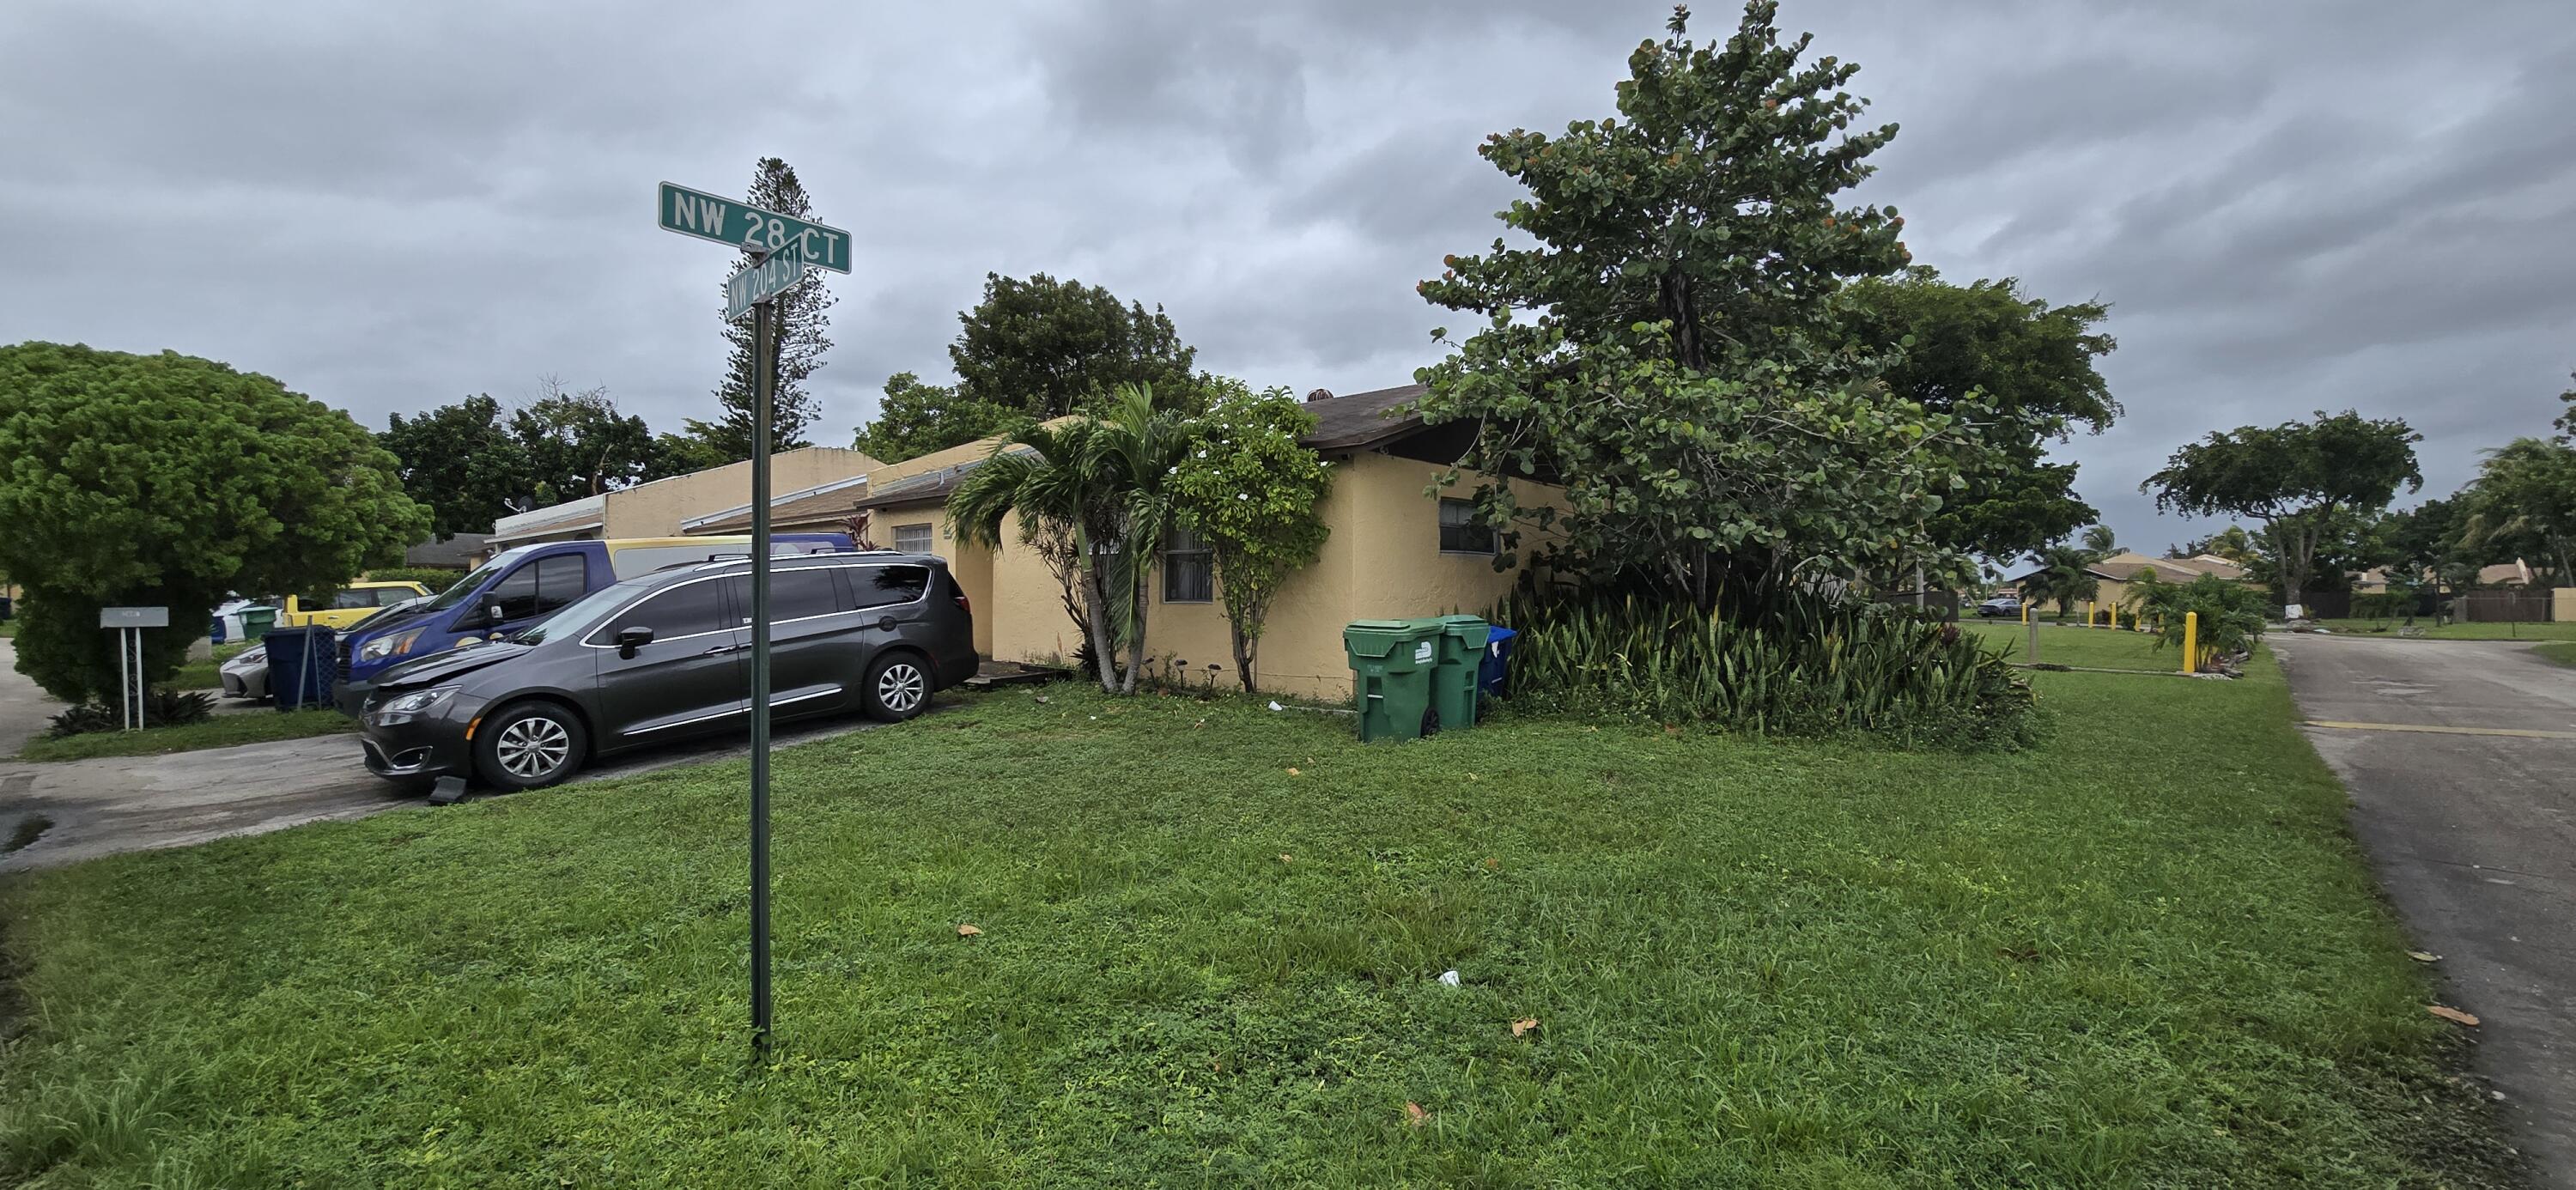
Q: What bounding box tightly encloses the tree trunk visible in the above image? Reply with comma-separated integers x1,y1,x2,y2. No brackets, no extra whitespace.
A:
1079,550,1120,695
1121,573,1148,695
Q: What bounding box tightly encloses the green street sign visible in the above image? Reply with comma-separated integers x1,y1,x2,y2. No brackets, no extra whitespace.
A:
659,180,851,274
724,248,812,321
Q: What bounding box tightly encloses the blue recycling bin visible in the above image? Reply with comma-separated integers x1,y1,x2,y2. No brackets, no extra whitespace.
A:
1479,625,1518,697
263,626,338,712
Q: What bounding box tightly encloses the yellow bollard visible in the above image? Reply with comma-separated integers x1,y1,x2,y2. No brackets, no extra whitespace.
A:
2085,599,2093,627
2110,603,2120,630
2020,599,2030,625
2182,611,2198,674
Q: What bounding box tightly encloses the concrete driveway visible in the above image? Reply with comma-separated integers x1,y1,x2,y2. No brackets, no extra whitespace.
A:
2275,633,2576,1184
0,639,899,874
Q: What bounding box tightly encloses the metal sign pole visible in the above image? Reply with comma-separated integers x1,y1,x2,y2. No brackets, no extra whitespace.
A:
118,628,133,731
749,289,775,1054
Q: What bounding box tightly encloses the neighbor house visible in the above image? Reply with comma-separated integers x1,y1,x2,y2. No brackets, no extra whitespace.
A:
481,446,882,562
2012,550,2255,612
684,384,1562,700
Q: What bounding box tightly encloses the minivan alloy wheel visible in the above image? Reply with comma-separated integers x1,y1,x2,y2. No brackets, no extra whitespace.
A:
877,661,927,714
495,715,573,779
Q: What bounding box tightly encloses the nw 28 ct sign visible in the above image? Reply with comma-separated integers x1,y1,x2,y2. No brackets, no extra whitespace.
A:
658,181,853,274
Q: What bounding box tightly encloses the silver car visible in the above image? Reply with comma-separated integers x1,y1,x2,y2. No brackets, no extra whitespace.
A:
218,642,271,700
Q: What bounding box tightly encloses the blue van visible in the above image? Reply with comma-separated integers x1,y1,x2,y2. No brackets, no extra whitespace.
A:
331,535,850,713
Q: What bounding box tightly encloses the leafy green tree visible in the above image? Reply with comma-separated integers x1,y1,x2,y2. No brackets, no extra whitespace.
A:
0,343,428,701
860,275,1198,456
693,156,834,460
2142,410,2421,604
2079,525,2117,559
1844,269,2117,559
2124,571,2267,665
511,380,659,506
1171,384,1334,690
2455,437,2576,586
2016,541,2099,616
2167,525,2258,567
949,273,1197,423
379,394,532,539
852,372,1012,463
644,431,729,481
948,384,1192,695
1415,2,2000,610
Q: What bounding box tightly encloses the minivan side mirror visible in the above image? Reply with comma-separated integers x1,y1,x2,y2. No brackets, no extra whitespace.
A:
616,626,654,659
483,598,507,626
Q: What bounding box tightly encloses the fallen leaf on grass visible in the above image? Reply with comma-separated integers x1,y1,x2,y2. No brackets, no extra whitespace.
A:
1483,857,1501,871
2408,950,2440,962
1278,853,1293,864
1033,695,1048,703
1286,767,1302,776
1404,1102,1431,1126
1510,1017,1539,1038
956,923,983,938
2427,1005,2480,1027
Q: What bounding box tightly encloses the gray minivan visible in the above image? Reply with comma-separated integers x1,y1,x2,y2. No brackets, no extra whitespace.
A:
355,552,977,790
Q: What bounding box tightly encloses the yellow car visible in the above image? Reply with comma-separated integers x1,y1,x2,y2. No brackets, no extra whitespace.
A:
276,580,433,630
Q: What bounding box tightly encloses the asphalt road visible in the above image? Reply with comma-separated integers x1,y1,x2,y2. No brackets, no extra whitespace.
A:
2275,633,2576,1185
0,639,898,874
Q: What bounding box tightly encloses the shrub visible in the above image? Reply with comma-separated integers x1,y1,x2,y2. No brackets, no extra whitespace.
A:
1490,590,2044,751
361,567,467,591
2348,591,2419,621
2125,574,2267,664
45,689,216,738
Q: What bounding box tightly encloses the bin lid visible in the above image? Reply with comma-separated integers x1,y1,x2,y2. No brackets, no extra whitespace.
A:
1435,614,1489,636
1344,618,1422,659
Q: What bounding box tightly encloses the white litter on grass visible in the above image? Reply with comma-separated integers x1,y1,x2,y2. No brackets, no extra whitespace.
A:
1437,969,1461,987
1268,701,1285,711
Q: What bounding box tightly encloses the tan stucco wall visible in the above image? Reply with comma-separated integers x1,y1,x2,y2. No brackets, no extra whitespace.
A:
602,446,879,538
2555,586,2575,622
973,450,1555,702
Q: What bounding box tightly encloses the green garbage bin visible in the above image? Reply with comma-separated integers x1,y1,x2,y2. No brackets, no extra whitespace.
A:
1344,619,1441,742
1431,614,1489,730
237,605,279,641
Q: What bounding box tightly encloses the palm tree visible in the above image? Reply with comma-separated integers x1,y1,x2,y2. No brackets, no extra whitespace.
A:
2080,524,2118,560
2020,543,2100,618
948,383,1191,694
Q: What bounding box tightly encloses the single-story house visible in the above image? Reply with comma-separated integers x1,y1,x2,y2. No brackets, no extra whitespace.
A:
2011,550,2256,611
482,446,883,561
684,384,1561,700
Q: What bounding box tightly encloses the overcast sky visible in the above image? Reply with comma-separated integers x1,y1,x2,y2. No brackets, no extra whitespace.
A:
4,1,2570,554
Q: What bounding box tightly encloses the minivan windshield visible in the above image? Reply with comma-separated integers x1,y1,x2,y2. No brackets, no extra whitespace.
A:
424,548,532,612
513,580,638,646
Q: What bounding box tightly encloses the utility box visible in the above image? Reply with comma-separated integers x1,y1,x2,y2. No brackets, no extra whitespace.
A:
1344,619,1441,742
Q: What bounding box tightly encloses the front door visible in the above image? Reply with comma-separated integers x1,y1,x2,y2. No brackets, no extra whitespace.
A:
591,575,747,741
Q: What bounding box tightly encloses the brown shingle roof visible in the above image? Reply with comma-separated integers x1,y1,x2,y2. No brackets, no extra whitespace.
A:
1299,384,1426,450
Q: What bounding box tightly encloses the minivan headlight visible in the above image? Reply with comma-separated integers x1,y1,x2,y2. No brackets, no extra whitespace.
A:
378,686,457,716
357,628,426,663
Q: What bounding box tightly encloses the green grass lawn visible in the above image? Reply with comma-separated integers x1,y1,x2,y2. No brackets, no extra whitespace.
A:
2534,641,2576,668
2306,617,2576,641
15,709,354,762
0,665,2518,1186
167,641,253,691
0,617,16,638
1962,619,2186,671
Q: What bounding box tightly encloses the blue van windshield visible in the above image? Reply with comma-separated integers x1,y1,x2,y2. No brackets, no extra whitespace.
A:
424,548,532,612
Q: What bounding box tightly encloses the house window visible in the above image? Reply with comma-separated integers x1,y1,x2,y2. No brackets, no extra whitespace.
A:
1439,499,1495,555
893,523,933,554
1163,528,1213,603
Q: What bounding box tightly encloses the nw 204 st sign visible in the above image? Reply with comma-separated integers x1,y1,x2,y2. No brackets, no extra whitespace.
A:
658,181,852,274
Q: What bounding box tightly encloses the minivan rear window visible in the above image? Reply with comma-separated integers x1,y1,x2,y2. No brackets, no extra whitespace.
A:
851,565,930,609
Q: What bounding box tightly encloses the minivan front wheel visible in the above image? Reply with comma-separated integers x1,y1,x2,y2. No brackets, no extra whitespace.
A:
475,701,587,791
863,653,930,722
